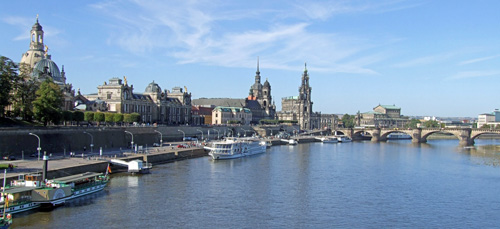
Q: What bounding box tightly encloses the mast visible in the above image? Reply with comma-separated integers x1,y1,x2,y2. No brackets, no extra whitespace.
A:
2,169,6,219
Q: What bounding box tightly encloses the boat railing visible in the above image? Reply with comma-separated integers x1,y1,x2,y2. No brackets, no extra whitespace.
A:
0,197,33,207
73,180,108,191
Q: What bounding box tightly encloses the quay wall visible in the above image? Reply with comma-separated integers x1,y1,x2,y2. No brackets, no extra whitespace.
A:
0,125,298,158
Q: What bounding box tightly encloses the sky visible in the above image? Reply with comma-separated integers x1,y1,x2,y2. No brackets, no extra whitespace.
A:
1,0,499,118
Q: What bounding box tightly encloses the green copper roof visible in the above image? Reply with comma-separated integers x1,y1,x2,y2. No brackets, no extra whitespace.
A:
378,105,400,109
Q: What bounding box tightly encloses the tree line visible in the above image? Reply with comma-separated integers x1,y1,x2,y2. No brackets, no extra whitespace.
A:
0,56,141,126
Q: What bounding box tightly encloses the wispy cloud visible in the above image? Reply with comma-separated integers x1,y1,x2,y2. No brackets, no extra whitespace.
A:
459,54,500,65
448,70,500,80
393,52,457,68
89,0,391,75
293,0,423,20
2,16,62,41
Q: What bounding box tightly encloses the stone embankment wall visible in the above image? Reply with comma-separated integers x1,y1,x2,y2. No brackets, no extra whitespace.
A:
0,125,298,157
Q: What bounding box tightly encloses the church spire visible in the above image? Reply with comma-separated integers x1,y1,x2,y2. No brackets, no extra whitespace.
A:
255,56,261,84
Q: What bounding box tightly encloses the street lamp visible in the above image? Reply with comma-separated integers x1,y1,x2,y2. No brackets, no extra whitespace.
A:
178,129,185,141
28,133,41,161
154,130,163,146
124,131,134,149
196,129,204,141
83,131,94,153
213,129,220,139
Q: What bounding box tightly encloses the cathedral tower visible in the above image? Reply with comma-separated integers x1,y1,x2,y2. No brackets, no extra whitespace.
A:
20,15,46,69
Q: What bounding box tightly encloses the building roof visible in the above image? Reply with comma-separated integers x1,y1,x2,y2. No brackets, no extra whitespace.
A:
362,111,384,115
214,106,251,113
193,98,246,108
376,104,400,110
33,58,62,82
145,81,161,93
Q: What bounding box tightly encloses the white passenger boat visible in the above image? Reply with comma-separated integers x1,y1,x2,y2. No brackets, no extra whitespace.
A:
387,133,412,140
321,137,339,143
208,137,266,160
337,136,352,142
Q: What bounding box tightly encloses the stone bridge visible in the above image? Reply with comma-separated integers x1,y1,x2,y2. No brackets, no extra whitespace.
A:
334,128,500,146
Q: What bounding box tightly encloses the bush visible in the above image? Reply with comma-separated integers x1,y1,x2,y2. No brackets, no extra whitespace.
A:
84,112,94,122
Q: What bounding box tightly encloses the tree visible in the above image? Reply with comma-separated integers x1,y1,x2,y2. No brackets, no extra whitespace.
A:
105,112,114,125
130,113,140,122
341,114,355,128
11,63,38,121
405,119,421,129
84,112,94,123
33,78,63,126
11,78,39,120
423,120,440,128
62,110,73,126
94,112,105,125
0,56,18,117
113,113,124,125
73,111,84,125
480,124,491,129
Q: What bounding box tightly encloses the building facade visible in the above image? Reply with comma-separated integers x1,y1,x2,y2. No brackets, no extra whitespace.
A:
277,64,319,130
83,78,192,124
212,106,252,125
19,16,75,111
358,104,410,128
192,58,276,124
477,109,500,128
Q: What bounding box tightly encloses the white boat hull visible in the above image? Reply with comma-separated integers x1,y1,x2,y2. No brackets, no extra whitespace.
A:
70,183,108,199
209,139,266,160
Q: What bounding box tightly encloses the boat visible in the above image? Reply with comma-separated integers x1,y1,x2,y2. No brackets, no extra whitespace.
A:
288,139,298,145
337,136,352,142
110,159,152,174
0,171,12,228
259,140,272,149
321,137,338,143
46,170,109,200
387,133,412,140
208,137,266,160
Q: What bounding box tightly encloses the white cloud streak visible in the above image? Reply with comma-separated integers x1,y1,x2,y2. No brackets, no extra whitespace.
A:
448,70,500,80
89,0,403,75
459,54,500,65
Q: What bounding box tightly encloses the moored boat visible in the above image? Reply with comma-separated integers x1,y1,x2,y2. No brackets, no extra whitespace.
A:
208,137,266,160
321,137,338,143
337,136,352,142
46,170,109,200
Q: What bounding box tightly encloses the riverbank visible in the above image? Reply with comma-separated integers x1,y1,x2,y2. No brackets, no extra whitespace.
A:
0,145,206,184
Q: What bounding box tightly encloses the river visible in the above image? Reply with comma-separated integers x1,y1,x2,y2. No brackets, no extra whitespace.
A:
12,139,500,228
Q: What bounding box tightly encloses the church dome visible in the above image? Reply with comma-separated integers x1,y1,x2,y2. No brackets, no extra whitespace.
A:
32,21,43,31
32,58,62,82
263,79,270,88
145,81,161,93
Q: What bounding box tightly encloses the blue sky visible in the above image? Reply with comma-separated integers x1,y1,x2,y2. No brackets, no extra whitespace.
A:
1,0,499,118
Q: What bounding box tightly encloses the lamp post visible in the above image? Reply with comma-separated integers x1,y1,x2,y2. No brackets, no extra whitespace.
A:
213,129,220,139
196,129,204,141
178,129,185,141
124,131,134,150
29,133,41,161
83,131,94,153
154,130,163,146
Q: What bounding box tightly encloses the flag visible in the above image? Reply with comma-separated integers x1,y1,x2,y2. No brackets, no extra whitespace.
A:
107,164,112,174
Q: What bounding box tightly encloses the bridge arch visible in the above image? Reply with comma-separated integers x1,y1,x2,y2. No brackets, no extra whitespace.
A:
379,130,413,139
471,131,500,140
420,130,460,141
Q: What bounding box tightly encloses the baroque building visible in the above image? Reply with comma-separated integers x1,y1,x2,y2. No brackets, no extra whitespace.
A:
212,106,252,125
19,16,75,110
82,77,192,124
357,104,410,128
277,63,320,130
192,58,276,124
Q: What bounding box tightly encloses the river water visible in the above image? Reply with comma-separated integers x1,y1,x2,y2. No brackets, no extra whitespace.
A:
12,139,500,228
